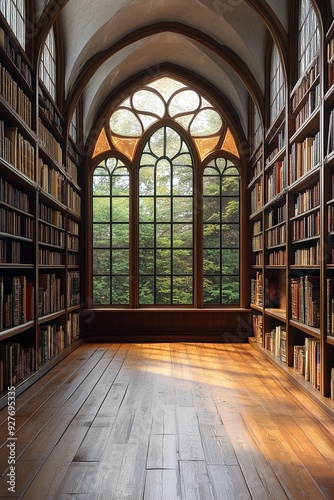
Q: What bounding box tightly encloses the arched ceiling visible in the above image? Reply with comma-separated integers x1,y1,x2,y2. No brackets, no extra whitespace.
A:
35,0,290,144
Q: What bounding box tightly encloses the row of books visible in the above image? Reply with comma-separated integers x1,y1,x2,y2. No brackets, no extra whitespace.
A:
39,202,64,228
0,62,31,127
294,85,320,131
266,224,286,247
0,122,34,179
0,206,33,238
67,218,79,235
327,279,334,336
294,182,320,216
251,273,279,308
67,156,78,184
0,27,32,87
252,232,262,252
294,243,320,266
67,271,80,307
67,184,81,217
293,338,321,391
68,312,80,342
38,118,62,165
265,325,286,362
39,249,63,266
291,56,319,112
268,205,286,226
0,341,35,390
265,129,285,166
291,210,320,241
266,159,286,202
39,88,63,136
68,253,79,266
0,175,30,212
328,205,334,233
268,249,286,266
0,276,34,330
252,314,262,342
38,273,64,317
0,239,20,264
289,133,320,185
38,323,68,365
38,158,66,204
250,181,262,215
39,223,65,247
67,234,79,251
291,275,320,328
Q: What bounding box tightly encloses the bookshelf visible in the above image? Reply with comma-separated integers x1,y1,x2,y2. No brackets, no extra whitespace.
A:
249,21,334,417
0,15,82,407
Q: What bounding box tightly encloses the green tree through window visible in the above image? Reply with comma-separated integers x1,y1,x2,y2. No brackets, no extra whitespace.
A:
91,76,241,307
139,126,193,305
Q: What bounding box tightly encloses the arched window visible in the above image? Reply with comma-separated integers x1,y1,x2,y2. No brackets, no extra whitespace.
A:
91,77,241,307
1,0,25,49
270,44,285,124
92,158,130,304
39,27,56,100
298,0,320,77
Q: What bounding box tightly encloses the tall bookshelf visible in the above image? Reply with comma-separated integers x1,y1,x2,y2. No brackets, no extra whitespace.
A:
0,16,82,406
249,26,334,417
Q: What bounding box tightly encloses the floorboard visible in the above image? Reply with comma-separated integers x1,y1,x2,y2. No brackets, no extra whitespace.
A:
0,342,332,499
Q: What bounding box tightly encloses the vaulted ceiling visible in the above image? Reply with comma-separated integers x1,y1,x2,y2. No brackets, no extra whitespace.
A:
33,1,297,147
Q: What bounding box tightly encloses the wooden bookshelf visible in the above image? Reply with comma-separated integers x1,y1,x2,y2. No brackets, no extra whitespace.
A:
0,17,83,408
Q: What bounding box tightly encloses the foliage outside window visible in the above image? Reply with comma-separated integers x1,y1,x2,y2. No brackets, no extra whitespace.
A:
92,77,241,307
40,27,56,100
203,158,240,305
0,0,25,49
92,158,130,305
270,44,285,124
298,0,320,77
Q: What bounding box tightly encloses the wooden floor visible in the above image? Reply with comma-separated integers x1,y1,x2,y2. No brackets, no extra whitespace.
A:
0,343,333,499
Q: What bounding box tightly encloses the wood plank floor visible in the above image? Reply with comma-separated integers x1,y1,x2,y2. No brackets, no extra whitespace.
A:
0,342,333,499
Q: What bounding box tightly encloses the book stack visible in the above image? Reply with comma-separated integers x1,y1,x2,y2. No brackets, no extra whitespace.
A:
289,133,320,184
0,341,35,391
38,273,64,317
39,323,66,364
291,276,320,328
0,122,35,178
327,279,334,335
0,28,32,85
0,276,34,330
67,272,80,307
38,119,62,165
252,314,262,343
251,271,263,306
265,325,286,362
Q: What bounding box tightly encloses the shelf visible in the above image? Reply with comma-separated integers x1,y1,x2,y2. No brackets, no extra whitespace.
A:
290,108,320,144
0,321,35,341
38,309,67,324
0,338,83,410
290,204,320,221
250,303,263,312
249,338,334,421
289,319,320,337
265,308,286,321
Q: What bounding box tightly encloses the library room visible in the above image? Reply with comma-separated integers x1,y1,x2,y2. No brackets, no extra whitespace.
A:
0,0,334,498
